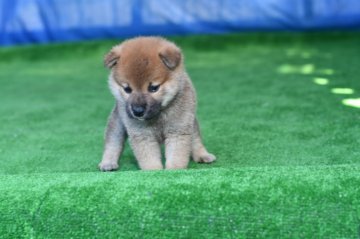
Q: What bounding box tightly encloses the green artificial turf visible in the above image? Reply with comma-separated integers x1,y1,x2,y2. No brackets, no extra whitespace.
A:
0,32,360,238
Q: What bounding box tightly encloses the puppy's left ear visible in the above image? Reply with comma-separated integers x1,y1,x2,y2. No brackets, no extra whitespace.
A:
104,45,122,69
159,44,182,70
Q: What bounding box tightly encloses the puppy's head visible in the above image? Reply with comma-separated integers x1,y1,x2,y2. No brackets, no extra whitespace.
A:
104,37,183,121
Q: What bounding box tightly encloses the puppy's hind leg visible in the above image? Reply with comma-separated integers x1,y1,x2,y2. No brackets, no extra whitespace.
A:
191,118,216,163
99,105,127,171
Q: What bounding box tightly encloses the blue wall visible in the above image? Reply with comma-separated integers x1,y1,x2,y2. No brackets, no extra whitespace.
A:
1,0,360,46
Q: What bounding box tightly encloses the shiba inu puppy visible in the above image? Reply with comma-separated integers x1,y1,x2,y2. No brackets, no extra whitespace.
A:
99,37,216,171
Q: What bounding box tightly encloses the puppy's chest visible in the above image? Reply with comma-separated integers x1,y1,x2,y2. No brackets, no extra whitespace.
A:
150,117,171,143
124,107,192,143
145,116,184,144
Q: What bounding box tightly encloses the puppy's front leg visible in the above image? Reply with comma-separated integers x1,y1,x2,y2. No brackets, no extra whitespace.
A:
99,105,126,171
165,134,192,169
129,136,163,170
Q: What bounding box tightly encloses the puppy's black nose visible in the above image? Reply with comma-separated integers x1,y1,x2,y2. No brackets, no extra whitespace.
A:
131,105,145,117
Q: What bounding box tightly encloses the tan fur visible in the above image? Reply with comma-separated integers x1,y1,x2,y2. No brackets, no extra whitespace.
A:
99,37,216,171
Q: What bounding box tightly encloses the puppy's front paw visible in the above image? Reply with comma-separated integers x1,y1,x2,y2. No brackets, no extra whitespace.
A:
98,161,119,172
193,153,216,164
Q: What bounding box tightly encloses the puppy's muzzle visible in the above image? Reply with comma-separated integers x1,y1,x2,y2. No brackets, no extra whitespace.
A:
131,104,146,118
126,100,161,121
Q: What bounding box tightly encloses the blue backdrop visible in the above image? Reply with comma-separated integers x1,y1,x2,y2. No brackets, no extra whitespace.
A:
1,0,360,46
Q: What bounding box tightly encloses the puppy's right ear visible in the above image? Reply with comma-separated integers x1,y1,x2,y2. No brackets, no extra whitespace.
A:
159,43,182,70
104,45,121,69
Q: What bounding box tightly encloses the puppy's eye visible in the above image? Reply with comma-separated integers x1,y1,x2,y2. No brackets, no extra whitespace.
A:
123,86,132,94
148,84,160,93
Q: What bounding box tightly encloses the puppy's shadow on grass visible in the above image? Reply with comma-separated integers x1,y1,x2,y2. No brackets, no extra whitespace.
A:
117,144,210,171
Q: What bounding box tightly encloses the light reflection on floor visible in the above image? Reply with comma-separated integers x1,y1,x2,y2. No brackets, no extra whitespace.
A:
278,56,358,109
277,64,334,76
313,78,329,85
331,88,354,95
342,98,360,108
